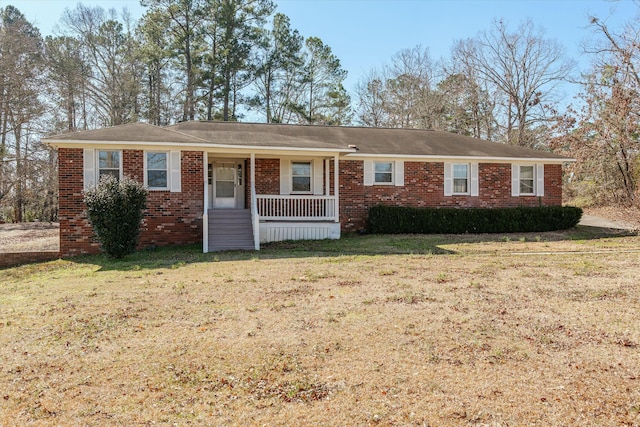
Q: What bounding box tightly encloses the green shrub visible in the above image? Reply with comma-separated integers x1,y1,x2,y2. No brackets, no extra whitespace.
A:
84,175,148,258
368,205,583,234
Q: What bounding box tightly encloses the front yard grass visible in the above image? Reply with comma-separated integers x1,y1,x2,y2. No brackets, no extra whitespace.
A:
1,227,639,426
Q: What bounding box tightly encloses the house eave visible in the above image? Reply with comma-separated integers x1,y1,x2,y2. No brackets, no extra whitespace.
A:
344,153,575,164
45,139,574,163
45,139,356,156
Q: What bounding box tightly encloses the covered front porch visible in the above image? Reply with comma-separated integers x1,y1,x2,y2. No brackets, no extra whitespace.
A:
202,152,341,252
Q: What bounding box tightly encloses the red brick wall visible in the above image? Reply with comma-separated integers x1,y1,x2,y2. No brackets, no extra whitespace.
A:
139,150,204,249
0,252,60,269
337,161,564,232
58,148,100,256
58,148,204,257
253,158,280,195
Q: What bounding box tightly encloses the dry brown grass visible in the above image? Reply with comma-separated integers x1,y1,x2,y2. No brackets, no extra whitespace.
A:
1,231,640,426
0,222,59,252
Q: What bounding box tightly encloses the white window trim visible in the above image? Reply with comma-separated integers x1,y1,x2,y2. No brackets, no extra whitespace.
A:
444,162,479,196
144,151,169,190
97,149,123,182
83,148,181,193
291,160,313,194
519,165,536,196
512,163,544,197
373,161,395,185
451,163,470,196
364,160,404,187
280,159,324,195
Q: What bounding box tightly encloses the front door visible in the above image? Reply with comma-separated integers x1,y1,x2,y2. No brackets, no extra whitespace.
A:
211,161,245,209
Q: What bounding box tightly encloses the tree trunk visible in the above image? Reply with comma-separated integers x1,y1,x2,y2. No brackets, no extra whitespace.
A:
223,66,231,121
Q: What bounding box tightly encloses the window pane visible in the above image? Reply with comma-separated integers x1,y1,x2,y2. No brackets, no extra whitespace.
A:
147,152,167,170
292,176,311,192
216,165,235,181
453,164,468,179
520,179,534,194
520,166,534,180
292,162,311,177
375,172,393,183
216,181,234,197
148,170,167,188
99,169,119,181
520,166,534,194
99,151,120,169
375,162,393,173
454,178,468,193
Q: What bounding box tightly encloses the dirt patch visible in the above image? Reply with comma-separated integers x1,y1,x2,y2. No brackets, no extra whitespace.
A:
0,222,59,252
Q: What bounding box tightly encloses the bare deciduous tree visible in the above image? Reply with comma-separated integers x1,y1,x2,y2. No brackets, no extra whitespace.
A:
0,5,49,222
452,19,574,147
60,4,143,127
553,14,640,205
355,46,441,129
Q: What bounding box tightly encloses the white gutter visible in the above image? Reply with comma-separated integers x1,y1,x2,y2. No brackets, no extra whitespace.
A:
344,153,575,164
44,139,573,163
44,139,356,155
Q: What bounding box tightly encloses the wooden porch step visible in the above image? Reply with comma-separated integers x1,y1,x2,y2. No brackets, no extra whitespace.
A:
208,209,255,251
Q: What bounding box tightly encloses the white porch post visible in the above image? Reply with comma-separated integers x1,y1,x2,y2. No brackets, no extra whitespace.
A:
250,153,256,197
325,159,330,196
203,151,209,253
250,153,260,250
334,155,339,223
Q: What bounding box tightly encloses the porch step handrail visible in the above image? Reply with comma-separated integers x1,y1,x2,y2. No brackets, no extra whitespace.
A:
256,194,337,221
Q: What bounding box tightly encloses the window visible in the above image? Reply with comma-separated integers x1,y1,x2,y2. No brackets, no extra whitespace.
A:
512,164,543,197
98,150,121,181
84,149,180,192
215,163,235,197
291,161,311,193
452,163,469,194
146,152,168,189
364,160,404,187
444,162,478,196
519,165,535,195
374,162,393,184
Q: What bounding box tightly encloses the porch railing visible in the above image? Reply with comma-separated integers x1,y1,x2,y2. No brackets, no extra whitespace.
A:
256,195,337,221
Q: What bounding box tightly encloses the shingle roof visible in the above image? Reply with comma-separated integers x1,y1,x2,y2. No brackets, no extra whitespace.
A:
45,122,207,144
45,121,572,161
168,121,570,160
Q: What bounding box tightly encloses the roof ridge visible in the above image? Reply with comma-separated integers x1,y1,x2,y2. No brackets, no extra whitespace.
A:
174,120,438,133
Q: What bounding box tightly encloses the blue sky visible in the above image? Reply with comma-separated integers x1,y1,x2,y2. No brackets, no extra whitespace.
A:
4,0,638,102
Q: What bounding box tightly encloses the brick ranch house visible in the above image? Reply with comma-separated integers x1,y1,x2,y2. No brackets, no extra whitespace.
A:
44,121,573,256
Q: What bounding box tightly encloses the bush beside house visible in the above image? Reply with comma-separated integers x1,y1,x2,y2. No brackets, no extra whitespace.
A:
368,205,583,234
84,176,148,258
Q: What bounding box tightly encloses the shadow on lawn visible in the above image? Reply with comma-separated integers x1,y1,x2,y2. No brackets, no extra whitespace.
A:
80,224,637,272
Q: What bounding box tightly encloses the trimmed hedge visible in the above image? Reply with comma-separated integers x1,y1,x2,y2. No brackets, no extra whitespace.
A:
84,175,148,258
368,205,583,234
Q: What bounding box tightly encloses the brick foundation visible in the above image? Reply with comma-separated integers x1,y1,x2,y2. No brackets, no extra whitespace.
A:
0,252,60,269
